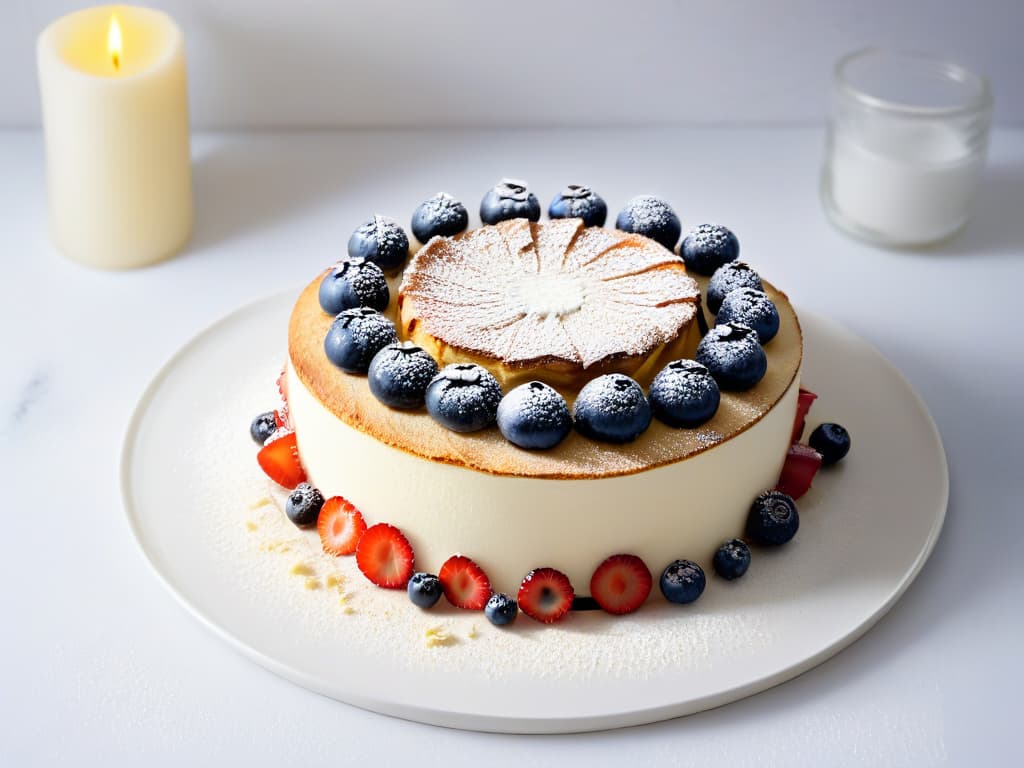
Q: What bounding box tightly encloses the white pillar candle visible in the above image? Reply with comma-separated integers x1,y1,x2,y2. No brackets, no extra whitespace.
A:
37,5,192,269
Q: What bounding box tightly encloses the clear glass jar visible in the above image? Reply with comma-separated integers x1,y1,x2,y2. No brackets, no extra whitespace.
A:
821,48,993,247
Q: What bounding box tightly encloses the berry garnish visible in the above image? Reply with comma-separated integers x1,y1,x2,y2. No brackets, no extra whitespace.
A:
695,322,767,391
716,288,780,344
589,554,653,615
713,538,751,580
791,387,819,442
680,224,740,276
249,411,278,444
438,555,492,610
324,307,399,374
367,341,439,410
496,381,572,450
355,523,415,589
347,215,409,272
547,184,608,227
407,572,443,609
659,559,706,604
480,179,541,225
747,490,800,545
615,195,681,251
425,363,503,433
256,432,306,489
649,359,721,428
485,593,519,626
285,482,325,527
517,567,575,624
809,423,851,466
318,257,390,315
706,262,763,314
411,192,469,243
573,373,652,444
317,496,367,556
775,443,823,499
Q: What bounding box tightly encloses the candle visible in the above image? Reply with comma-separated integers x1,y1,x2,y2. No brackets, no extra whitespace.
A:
37,5,192,269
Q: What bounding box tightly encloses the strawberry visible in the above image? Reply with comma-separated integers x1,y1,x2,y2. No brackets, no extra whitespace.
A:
355,523,414,588
256,432,306,489
438,555,492,610
275,364,292,429
317,496,367,556
589,554,652,615
775,443,823,500
517,567,575,624
791,387,818,443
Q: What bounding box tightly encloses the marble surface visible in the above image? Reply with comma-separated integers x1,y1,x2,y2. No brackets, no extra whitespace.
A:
2,126,1021,765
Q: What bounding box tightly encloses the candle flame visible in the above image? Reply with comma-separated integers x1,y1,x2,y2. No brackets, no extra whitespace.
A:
108,15,123,71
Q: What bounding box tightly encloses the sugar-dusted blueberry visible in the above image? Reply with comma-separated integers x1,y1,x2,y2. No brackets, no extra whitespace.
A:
480,179,541,225
323,307,399,374
809,422,851,466
680,223,740,276
695,322,767,391
573,373,652,444
615,196,681,251
367,341,439,410
347,215,410,272
649,359,721,428
713,538,751,580
407,572,443,609
716,288,780,344
285,482,324,527
707,261,763,314
485,593,519,626
659,559,706,604
411,192,469,243
249,411,278,444
318,257,389,314
496,381,572,450
747,490,800,545
548,184,608,227
425,363,503,433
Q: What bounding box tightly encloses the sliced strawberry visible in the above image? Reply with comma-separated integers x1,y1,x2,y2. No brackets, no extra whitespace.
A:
317,496,367,556
775,443,823,500
256,432,306,489
355,523,414,588
438,555,492,610
277,363,289,405
589,554,652,615
791,387,818,443
517,567,574,624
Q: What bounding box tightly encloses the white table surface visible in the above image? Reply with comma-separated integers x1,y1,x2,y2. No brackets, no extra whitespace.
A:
2,126,1021,766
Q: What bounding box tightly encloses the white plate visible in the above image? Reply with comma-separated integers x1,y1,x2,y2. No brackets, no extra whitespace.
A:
121,292,947,734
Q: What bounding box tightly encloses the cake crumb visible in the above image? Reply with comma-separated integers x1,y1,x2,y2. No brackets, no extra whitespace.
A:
290,562,315,577
248,497,272,510
325,573,344,589
304,578,321,591
245,521,258,532
425,626,456,648
467,624,479,640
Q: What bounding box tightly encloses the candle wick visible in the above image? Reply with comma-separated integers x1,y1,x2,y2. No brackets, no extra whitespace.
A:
112,53,120,71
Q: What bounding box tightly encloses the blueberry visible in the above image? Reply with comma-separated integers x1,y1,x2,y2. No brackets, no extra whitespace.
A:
407,572,443,609
485,593,519,626
695,323,767,391
411,192,469,243
318,257,389,314
716,288,780,345
367,341,439,409
746,490,799,545
285,483,325,527
573,373,652,444
649,360,721,428
659,559,706,604
347,215,409,272
480,179,541,225
548,184,608,227
707,262,763,314
680,224,740,276
809,422,851,466
249,411,277,444
496,381,572,450
425,364,503,433
323,307,398,374
713,538,751,580
615,196,681,251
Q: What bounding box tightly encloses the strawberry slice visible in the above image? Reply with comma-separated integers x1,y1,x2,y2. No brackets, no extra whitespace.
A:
438,555,492,610
775,443,823,500
791,387,818,443
589,554,652,615
317,496,367,556
275,364,292,429
355,523,415,588
518,567,575,624
256,432,306,489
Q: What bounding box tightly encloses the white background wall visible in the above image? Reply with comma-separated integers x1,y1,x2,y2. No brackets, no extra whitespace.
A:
3,0,1022,128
